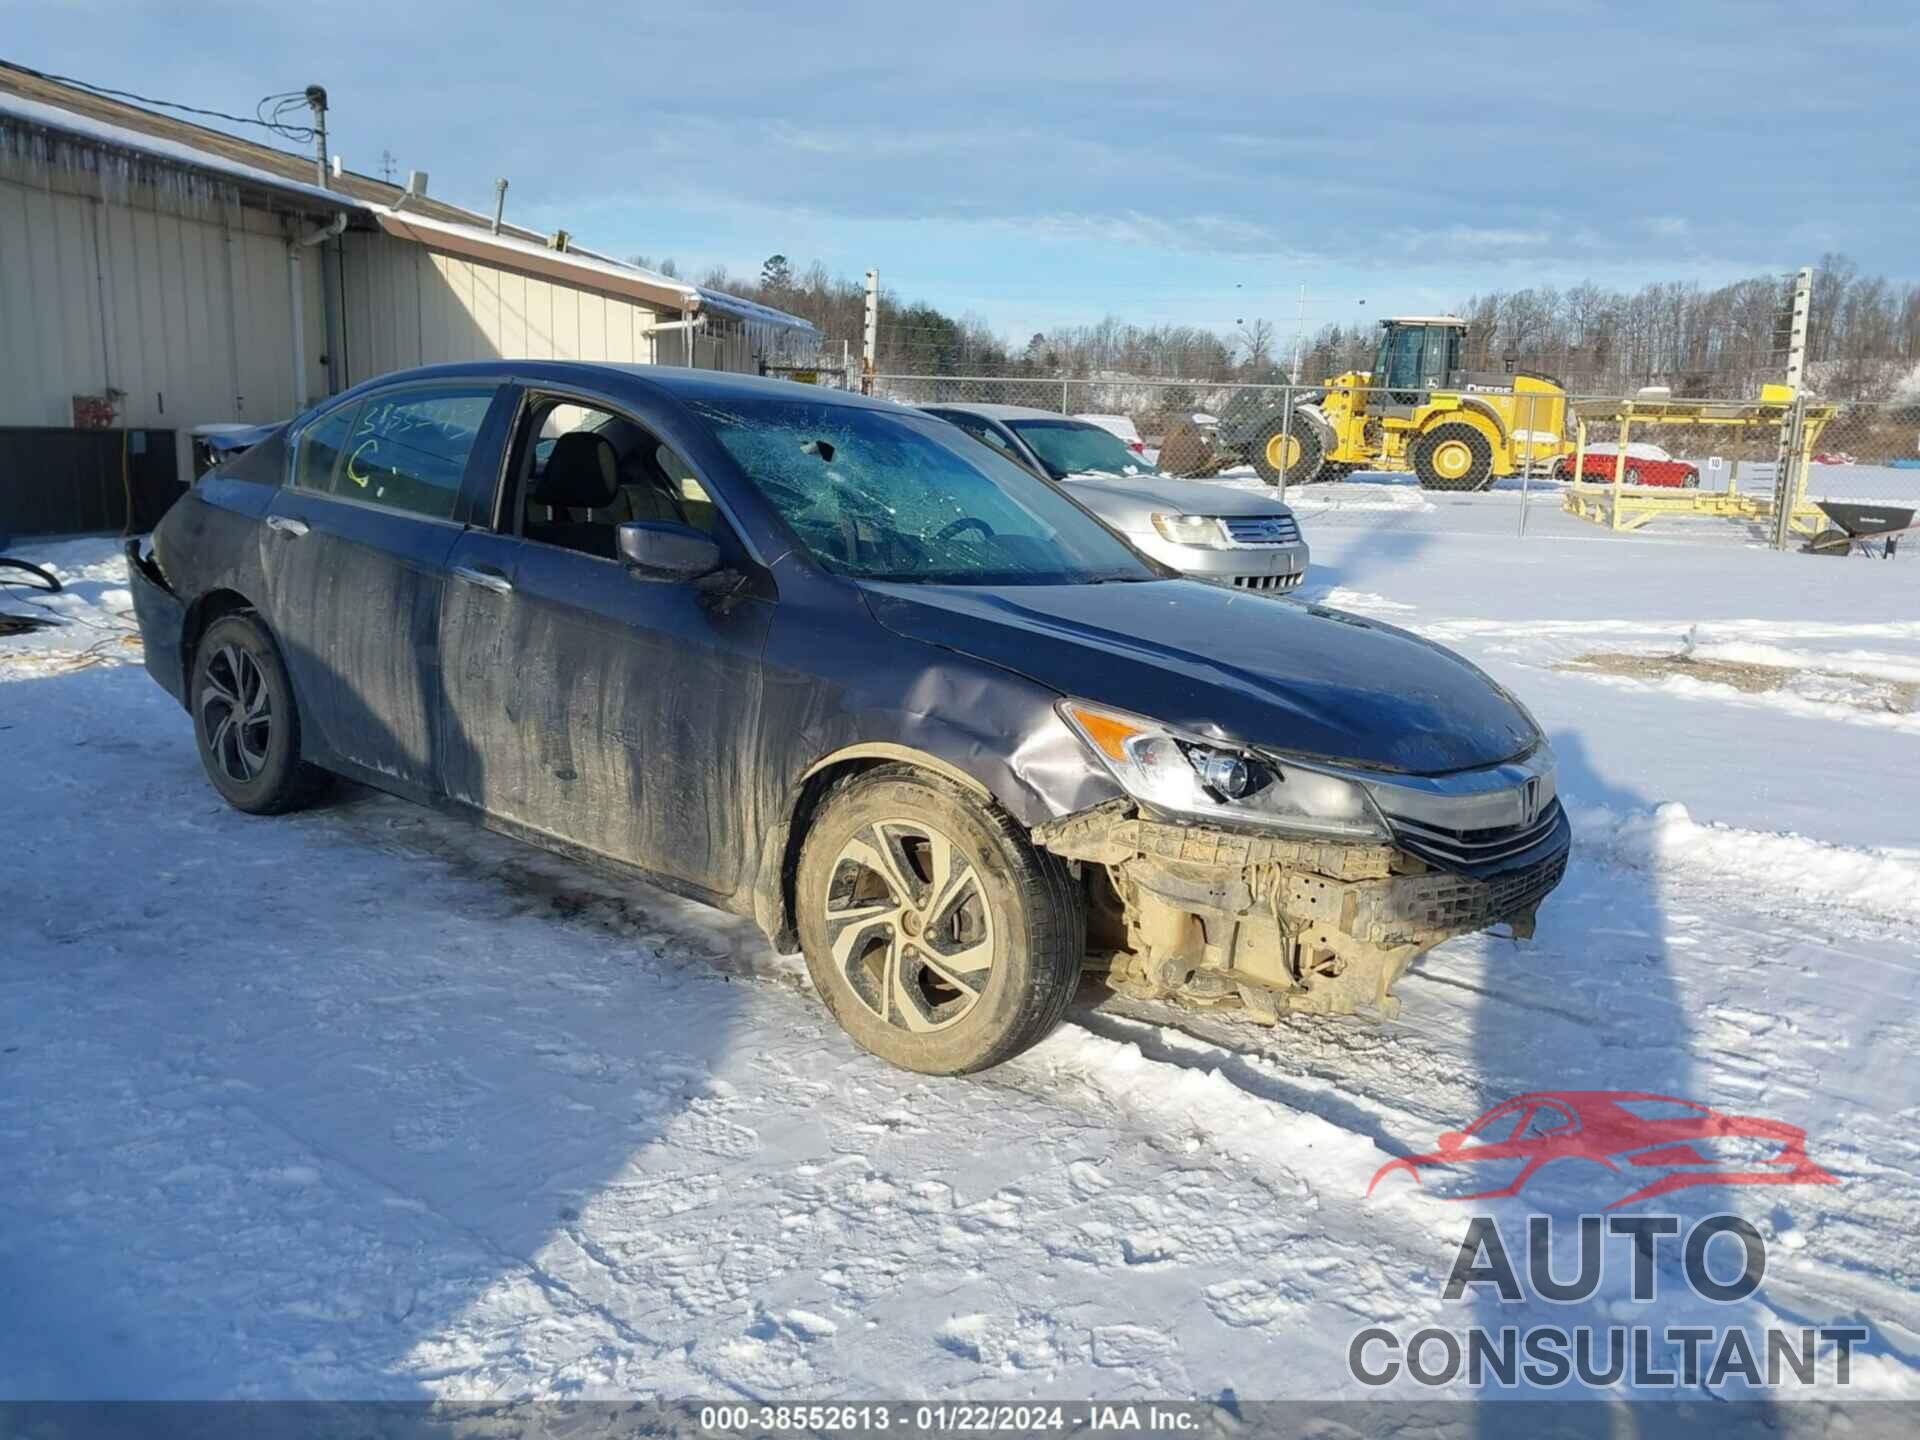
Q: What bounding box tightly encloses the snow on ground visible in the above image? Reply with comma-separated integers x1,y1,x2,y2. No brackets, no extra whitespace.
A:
4,512,1919,1408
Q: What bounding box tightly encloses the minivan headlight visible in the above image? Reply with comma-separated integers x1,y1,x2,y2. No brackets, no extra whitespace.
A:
1059,701,1388,840
1149,513,1227,549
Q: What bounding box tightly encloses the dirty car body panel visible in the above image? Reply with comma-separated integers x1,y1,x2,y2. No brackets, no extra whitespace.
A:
131,361,1568,1039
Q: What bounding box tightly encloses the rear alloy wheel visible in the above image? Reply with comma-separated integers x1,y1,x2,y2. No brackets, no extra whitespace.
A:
797,766,1084,1074
1412,423,1494,491
191,612,325,815
1625,464,1644,485
1251,416,1325,486
1682,469,1700,489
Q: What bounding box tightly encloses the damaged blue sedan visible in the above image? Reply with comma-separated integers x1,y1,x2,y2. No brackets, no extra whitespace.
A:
128,363,1569,1074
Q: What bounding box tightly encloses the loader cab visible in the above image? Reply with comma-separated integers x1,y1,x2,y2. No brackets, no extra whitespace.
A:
1373,317,1466,397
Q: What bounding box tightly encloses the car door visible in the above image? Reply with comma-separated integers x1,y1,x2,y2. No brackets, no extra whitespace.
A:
438,388,775,899
265,381,502,798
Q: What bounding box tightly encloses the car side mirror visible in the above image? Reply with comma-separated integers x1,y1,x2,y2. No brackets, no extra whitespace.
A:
617,521,721,583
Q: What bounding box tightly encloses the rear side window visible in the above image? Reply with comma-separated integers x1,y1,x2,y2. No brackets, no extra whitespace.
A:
337,387,497,520
293,405,357,493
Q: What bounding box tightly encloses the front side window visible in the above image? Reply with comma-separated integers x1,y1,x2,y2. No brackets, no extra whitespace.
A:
293,404,358,493
690,398,1155,586
1385,326,1428,391
510,397,734,559
336,387,496,520
1004,420,1160,481
950,415,1026,462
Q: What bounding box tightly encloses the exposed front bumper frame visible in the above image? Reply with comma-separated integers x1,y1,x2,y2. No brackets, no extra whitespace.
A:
1033,801,1569,1021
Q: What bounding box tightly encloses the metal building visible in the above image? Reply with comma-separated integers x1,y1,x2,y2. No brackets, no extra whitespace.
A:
0,62,817,536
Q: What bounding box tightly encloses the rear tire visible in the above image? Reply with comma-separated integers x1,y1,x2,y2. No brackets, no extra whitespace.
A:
796,765,1085,1075
1625,464,1644,485
1412,424,1494,491
190,612,326,815
1251,416,1325,486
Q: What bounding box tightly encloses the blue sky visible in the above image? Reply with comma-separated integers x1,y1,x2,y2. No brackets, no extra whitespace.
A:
10,0,1913,343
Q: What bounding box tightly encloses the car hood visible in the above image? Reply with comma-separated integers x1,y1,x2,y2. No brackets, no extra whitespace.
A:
1062,473,1294,526
861,579,1539,774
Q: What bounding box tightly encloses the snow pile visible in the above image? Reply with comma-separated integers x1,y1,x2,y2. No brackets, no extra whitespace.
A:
1683,639,1920,685
1573,801,1920,926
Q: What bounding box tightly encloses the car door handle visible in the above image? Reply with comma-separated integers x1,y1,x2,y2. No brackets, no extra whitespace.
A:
451,564,513,595
265,515,310,537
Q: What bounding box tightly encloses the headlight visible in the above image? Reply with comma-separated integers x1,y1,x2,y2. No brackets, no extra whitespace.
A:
1059,701,1388,840
1149,513,1228,549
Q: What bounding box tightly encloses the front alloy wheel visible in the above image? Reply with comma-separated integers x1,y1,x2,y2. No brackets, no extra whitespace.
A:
824,820,996,1033
797,765,1085,1074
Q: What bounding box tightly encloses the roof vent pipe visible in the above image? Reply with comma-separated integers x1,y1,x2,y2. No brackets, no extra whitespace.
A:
492,177,509,234
392,170,429,212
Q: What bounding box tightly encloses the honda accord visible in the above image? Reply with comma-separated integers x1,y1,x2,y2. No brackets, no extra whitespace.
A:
128,363,1569,1074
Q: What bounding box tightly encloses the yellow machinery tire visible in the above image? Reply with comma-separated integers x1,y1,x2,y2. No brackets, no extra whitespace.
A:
1412,423,1494,492
1251,416,1325,486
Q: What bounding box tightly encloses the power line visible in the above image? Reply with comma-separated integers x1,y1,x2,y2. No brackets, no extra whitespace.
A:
15,64,318,143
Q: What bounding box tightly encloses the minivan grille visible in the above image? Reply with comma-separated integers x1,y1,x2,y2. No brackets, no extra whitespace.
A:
1221,515,1302,546
1230,572,1303,593
1388,797,1566,874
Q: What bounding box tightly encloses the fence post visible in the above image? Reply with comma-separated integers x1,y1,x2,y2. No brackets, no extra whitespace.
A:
1061,377,1070,415
1773,393,1808,551
1517,391,1536,537
1277,386,1294,501
1610,409,1630,530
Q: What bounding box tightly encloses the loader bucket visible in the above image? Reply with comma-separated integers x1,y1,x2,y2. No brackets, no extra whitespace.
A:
1158,418,1229,478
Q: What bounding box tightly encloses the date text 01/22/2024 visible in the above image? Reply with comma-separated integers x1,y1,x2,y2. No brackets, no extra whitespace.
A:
697,1404,1200,1433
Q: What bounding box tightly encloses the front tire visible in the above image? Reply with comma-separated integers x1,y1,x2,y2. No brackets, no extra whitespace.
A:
796,765,1085,1074
1412,423,1494,491
190,612,324,815
1251,416,1326,486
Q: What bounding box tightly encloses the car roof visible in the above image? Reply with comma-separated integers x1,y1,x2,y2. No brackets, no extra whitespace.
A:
1493,1091,1709,1111
332,360,917,416
920,401,1085,423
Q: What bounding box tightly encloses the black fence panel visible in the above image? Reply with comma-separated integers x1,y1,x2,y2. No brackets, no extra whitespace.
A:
0,427,182,539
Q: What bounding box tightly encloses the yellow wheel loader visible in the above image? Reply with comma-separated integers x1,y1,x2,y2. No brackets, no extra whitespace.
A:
1215,317,1571,491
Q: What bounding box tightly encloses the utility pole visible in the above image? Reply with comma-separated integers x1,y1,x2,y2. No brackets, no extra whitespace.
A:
304,85,329,189
1781,265,1812,390
861,268,878,395
1290,283,1307,383
1771,265,1814,550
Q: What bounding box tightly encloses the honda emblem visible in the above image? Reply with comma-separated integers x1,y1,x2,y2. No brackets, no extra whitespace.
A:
1520,777,1541,827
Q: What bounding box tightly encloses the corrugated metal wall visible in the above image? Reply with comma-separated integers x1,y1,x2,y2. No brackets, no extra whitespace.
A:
338,233,665,385
0,153,327,442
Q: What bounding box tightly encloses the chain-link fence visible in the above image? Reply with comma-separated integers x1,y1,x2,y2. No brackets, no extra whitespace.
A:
870,373,1920,551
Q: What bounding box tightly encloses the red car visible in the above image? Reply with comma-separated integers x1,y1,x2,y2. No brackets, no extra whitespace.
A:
1553,443,1699,488
1367,1090,1836,1209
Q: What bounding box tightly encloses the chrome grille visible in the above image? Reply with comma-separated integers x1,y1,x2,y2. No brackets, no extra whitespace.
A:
1221,515,1302,546
1230,572,1303,593
1388,797,1567,874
